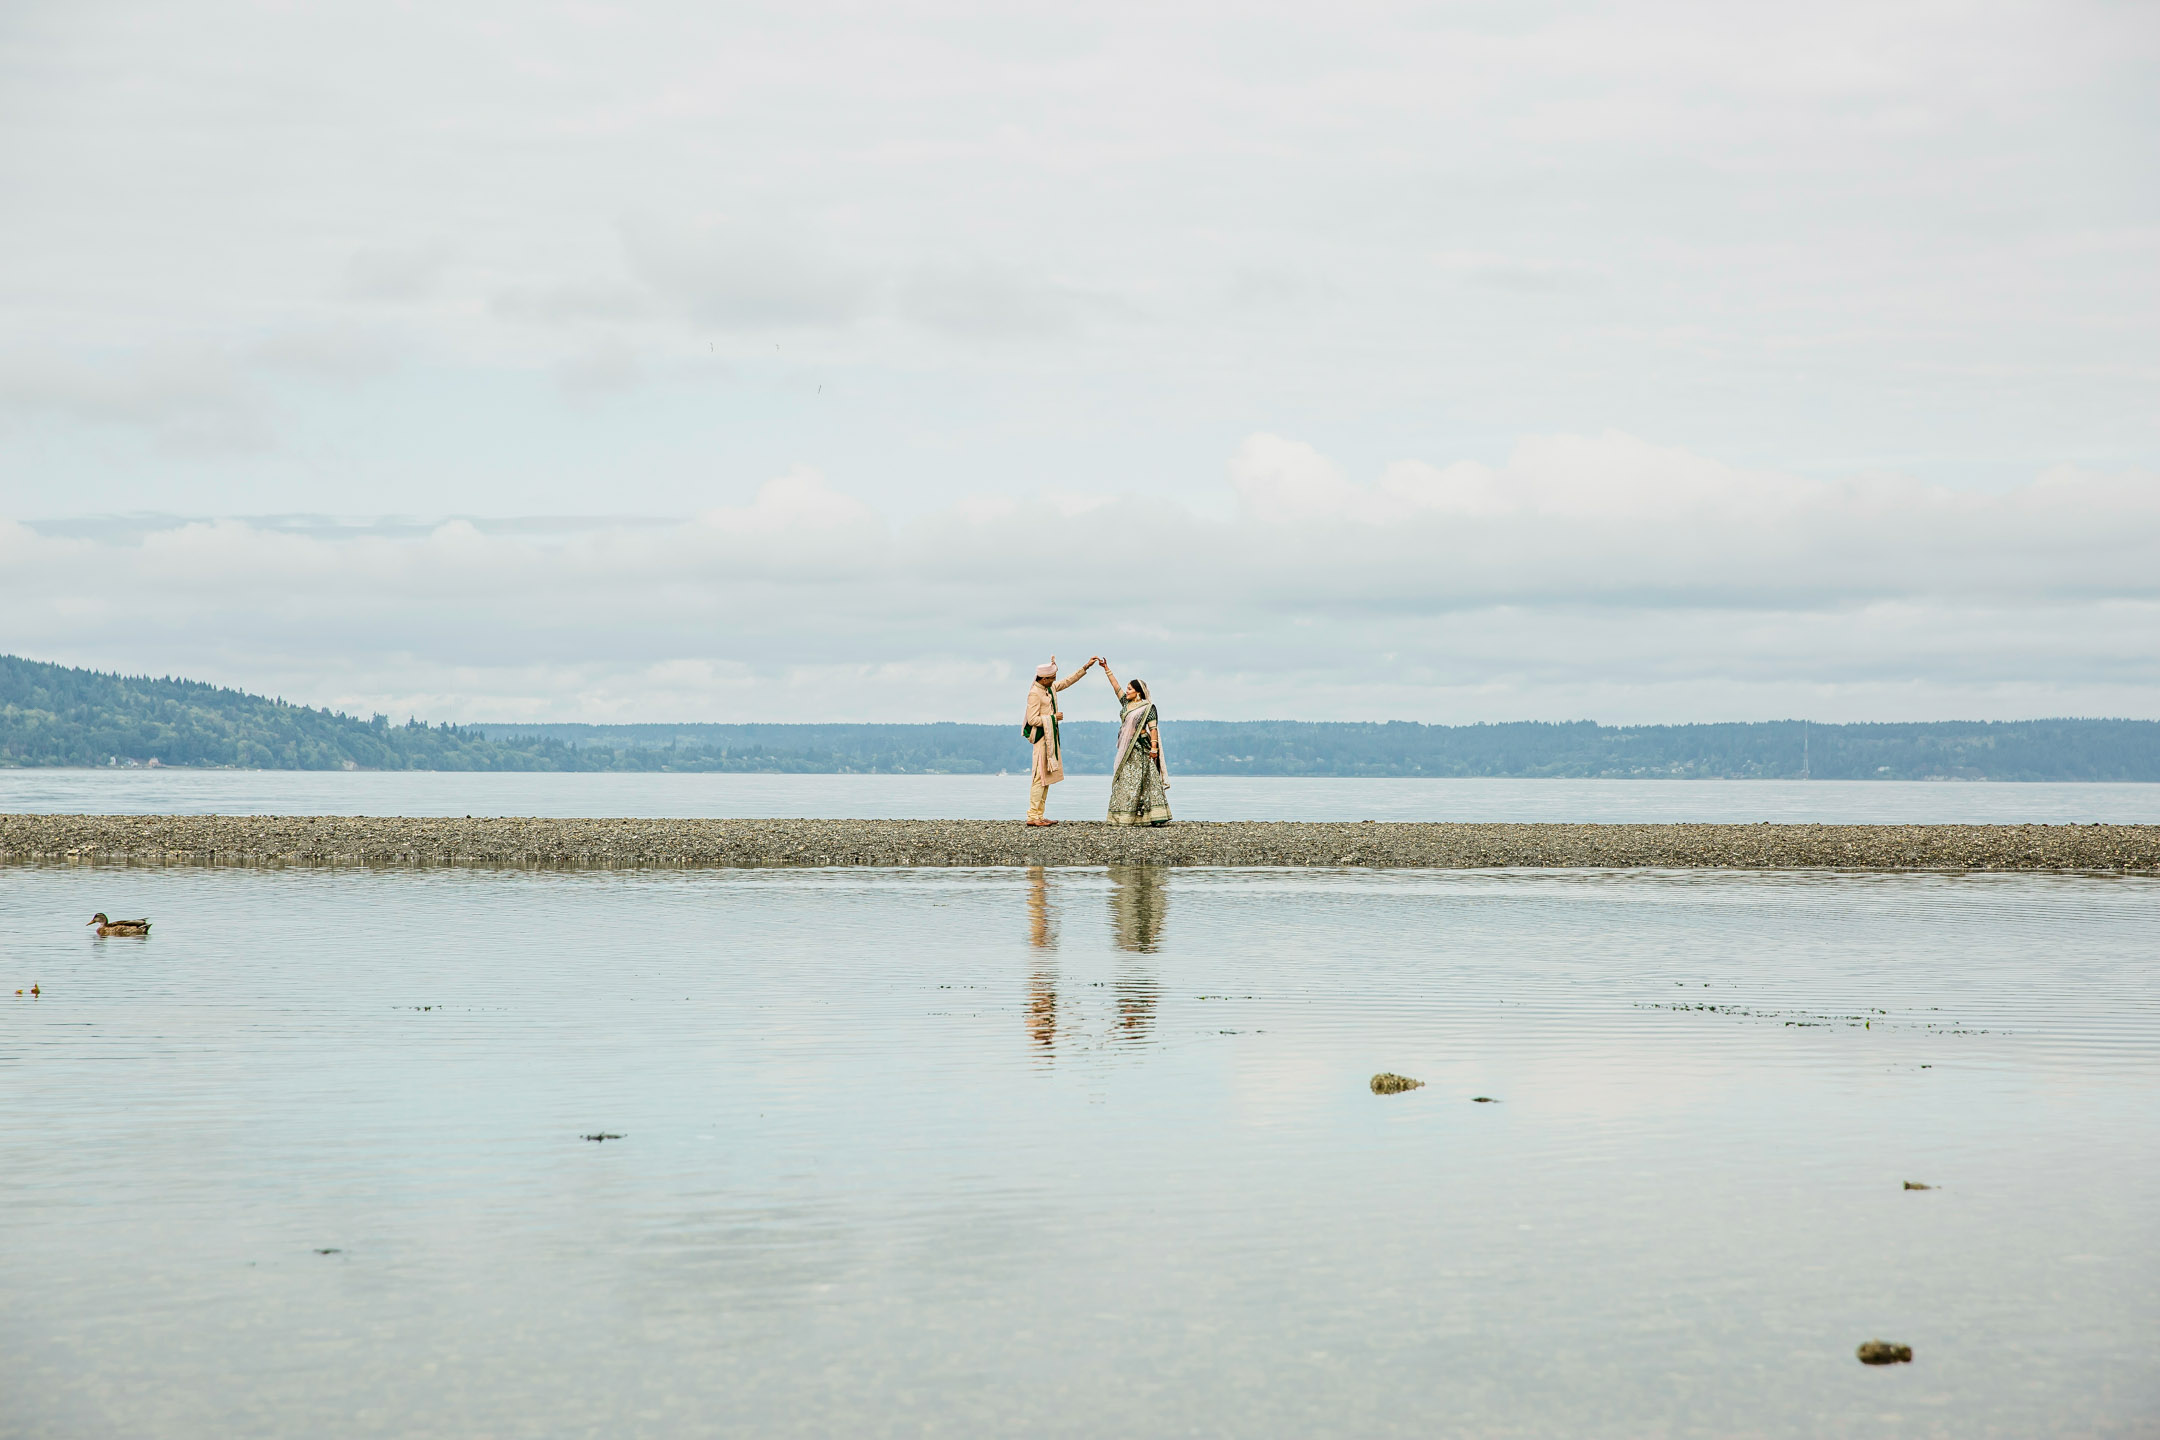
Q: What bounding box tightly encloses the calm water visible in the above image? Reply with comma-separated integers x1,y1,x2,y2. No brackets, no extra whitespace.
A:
2,864,2155,1438
6,768,2160,823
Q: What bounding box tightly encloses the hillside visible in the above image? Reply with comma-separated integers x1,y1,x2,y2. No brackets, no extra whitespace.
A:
0,654,542,770
6,655,2158,778
479,717,2160,781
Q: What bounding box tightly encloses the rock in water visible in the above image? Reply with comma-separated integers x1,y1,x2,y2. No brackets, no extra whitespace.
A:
1369,1073,1423,1095
1856,1340,1913,1365
1903,1180,1934,1190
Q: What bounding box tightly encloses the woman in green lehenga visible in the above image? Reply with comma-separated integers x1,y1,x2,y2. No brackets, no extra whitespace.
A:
1099,661,1171,826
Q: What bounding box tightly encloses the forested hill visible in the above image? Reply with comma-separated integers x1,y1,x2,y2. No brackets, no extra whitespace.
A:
5,654,2159,778
477,718,2160,780
1,654,533,770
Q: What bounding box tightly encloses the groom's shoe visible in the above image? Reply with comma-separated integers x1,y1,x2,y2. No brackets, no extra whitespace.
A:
1025,819,1056,827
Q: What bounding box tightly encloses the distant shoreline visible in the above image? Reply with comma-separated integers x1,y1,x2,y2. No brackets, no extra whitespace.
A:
11,765,2160,785
12,655,2160,780
6,815,2156,873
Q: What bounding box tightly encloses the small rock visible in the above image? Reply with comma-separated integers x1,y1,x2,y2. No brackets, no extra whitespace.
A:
1902,1180,1934,1190
1369,1073,1423,1095
314,1247,342,1255
1855,1340,1913,1365
1471,1095,1498,1103
581,1132,625,1142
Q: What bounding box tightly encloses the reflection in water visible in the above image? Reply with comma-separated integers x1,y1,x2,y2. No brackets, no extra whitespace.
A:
1114,969,1159,1043
1108,865,1168,954
1109,867,1167,1043
1027,866,1058,951
1018,867,1170,1054
1026,867,1058,1051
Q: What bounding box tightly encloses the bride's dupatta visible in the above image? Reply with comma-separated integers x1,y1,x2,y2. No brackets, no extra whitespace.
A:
1114,697,1160,777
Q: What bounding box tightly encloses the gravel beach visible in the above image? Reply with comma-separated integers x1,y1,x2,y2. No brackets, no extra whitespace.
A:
3,813,2156,871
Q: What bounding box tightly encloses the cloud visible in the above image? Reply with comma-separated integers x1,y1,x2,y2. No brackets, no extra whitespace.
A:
553,341,645,398
895,261,1082,339
0,351,270,455
620,218,874,329
247,326,402,382
615,218,1089,342
696,468,882,535
490,282,651,327
1234,431,1822,526
4,0,2152,517
0,330,398,455
1227,432,2160,609
1432,252,1606,295
5,434,2157,723
343,241,454,303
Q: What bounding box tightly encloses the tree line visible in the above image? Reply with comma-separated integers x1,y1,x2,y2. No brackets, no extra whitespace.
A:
6,655,2158,780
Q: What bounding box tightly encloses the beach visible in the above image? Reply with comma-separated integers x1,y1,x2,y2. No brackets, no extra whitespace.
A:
5,812,2157,871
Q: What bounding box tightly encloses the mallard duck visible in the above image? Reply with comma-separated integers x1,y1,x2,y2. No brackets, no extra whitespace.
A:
87,913,151,937
1855,1339,1913,1365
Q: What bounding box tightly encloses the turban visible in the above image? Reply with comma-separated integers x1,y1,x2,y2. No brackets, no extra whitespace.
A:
1035,660,1058,679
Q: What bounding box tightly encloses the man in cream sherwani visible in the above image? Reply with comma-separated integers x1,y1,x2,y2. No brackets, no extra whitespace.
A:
1023,655,1095,826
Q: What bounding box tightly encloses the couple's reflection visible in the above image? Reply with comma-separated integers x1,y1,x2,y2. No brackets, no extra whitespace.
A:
1024,865,1166,1055
1027,865,1060,1050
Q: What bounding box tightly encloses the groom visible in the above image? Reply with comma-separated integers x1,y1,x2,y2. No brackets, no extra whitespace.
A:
1023,654,1096,826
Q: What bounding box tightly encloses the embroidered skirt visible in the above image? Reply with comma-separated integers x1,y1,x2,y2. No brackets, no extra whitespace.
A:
1107,745,1172,826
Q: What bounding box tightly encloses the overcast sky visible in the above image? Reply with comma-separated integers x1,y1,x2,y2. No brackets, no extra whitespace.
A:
3,0,2156,723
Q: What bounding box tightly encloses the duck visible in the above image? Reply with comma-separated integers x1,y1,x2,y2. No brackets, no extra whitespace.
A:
87,913,151,937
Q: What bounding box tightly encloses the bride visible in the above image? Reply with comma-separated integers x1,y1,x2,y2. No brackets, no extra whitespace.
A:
1096,658,1172,826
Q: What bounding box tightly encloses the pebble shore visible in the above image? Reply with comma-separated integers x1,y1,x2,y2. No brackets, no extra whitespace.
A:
3,813,2156,871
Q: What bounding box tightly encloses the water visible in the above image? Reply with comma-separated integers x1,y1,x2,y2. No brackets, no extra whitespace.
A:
2,863,2155,1438
5,768,2159,823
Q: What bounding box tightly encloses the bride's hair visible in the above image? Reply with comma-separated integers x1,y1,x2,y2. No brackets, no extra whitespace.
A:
1127,678,1148,700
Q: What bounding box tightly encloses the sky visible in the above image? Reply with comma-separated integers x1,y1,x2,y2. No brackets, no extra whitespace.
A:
2,0,2156,724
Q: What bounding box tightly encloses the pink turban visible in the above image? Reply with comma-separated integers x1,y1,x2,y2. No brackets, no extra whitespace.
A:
1035,660,1058,679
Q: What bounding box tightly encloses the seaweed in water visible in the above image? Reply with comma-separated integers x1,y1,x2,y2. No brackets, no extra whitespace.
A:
1636,1001,1992,1035
1369,1073,1423,1095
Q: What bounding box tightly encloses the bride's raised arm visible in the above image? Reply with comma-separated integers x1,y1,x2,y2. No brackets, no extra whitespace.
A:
1098,659,1122,695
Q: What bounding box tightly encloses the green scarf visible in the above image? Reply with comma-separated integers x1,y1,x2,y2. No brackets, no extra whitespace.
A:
1022,680,1059,756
